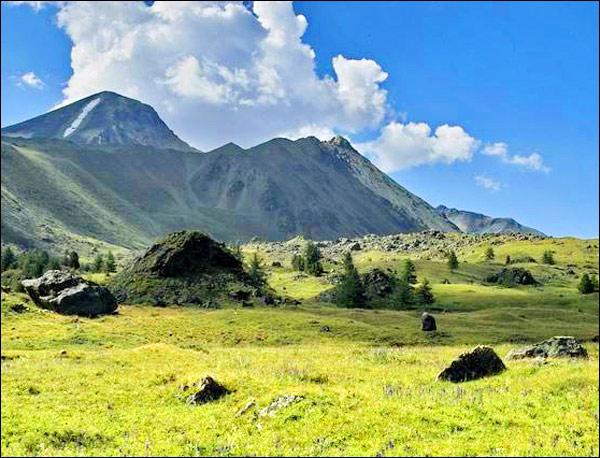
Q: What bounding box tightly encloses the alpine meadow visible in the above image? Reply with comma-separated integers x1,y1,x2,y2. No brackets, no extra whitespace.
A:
1,2,598,457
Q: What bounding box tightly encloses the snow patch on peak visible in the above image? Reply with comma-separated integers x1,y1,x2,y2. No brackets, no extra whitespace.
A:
63,97,102,138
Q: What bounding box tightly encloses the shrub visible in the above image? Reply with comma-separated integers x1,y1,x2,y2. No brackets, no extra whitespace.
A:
485,247,495,261
542,250,556,265
578,273,595,294
447,250,459,271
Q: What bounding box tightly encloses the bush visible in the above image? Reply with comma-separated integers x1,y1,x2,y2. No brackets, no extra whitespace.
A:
485,267,538,287
485,247,495,261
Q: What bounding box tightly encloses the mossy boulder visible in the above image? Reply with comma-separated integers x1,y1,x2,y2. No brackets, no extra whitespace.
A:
485,267,538,286
108,231,253,305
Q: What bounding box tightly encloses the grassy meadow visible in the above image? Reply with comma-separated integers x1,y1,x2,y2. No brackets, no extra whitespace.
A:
1,235,599,456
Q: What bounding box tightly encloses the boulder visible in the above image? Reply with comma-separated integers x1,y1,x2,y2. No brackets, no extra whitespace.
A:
506,336,588,359
437,346,506,383
186,376,230,405
421,312,437,331
485,267,537,286
22,270,117,317
258,395,304,417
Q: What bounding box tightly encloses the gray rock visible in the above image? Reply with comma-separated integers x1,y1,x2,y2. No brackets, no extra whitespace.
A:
438,346,506,383
506,336,588,359
21,270,117,317
186,376,230,405
421,312,437,331
258,395,304,417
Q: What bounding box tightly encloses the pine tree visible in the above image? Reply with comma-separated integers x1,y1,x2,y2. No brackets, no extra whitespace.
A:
578,273,595,294
447,250,459,271
505,255,511,265
303,241,323,276
291,253,305,271
69,251,80,270
415,278,435,305
1,247,17,272
248,251,267,289
335,252,365,308
401,259,417,284
392,276,414,309
93,253,104,273
485,247,495,261
105,251,116,273
542,250,556,265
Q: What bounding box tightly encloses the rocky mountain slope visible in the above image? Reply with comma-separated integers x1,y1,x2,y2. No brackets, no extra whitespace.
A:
1,92,460,250
436,205,544,236
1,91,193,151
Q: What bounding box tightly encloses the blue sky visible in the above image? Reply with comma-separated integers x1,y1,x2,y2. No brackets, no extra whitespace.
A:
1,1,598,237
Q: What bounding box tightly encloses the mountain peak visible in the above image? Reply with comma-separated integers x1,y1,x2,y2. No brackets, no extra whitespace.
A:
1,91,193,152
329,135,353,149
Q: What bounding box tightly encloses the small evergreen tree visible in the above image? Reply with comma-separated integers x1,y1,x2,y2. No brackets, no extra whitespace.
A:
1,247,17,272
68,251,80,270
248,252,267,289
578,273,595,294
447,250,459,271
392,276,414,309
401,259,417,284
105,251,116,273
415,278,435,305
335,252,365,308
505,255,511,265
93,253,104,273
542,250,556,265
485,247,495,261
291,253,305,271
303,242,323,276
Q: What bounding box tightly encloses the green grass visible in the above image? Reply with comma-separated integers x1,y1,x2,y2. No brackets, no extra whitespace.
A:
1,234,598,456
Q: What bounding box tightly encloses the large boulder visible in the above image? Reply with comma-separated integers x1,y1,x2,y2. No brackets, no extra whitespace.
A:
485,267,538,286
108,231,254,305
421,312,437,331
185,376,230,405
438,346,506,383
506,336,588,360
21,270,117,317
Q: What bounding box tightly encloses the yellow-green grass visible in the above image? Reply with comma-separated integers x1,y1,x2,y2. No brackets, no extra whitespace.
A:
1,304,598,456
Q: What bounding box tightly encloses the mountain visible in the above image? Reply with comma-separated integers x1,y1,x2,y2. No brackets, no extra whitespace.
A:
1,91,193,151
1,91,459,251
436,205,544,236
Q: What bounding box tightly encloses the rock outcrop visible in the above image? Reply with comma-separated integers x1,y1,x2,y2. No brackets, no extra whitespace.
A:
485,267,538,286
506,336,588,359
421,312,437,331
22,270,117,317
185,376,230,405
438,346,506,382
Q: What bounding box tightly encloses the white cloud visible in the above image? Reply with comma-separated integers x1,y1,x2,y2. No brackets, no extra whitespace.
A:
6,1,56,11
475,175,502,192
19,71,45,89
482,142,508,157
357,121,479,172
507,152,550,173
43,1,390,151
482,142,550,173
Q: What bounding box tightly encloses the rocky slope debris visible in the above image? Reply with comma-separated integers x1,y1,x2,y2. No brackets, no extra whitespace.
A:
22,270,117,316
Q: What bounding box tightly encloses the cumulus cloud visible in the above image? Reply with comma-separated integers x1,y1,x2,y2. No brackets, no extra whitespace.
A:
357,121,479,172
18,71,45,89
482,142,550,173
475,175,502,192
39,1,390,150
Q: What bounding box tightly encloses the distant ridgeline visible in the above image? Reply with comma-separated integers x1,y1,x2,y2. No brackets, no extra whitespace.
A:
1,91,543,251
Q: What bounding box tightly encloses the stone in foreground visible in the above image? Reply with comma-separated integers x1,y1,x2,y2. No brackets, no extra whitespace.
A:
22,270,117,317
438,345,506,383
186,377,230,405
506,336,588,360
258,395,304,417
421,312,437,331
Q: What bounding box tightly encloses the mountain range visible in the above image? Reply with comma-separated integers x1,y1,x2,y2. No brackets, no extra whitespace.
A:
1,91,542,251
